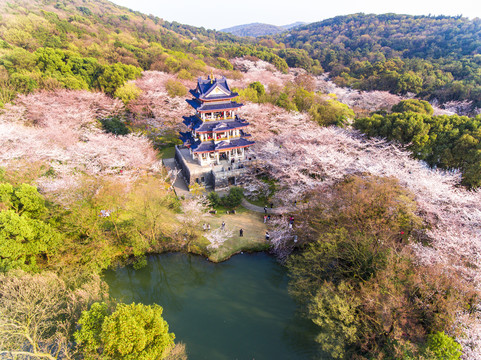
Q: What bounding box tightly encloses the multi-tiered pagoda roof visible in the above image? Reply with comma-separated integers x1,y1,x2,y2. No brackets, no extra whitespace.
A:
183,75,254,160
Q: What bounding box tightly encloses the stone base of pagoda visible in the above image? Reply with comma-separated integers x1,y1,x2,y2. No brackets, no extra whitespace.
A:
175,146,257,191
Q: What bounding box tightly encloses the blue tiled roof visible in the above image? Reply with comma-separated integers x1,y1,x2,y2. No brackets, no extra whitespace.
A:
191,137,255,154
191,141,214,153
187,99,243,112
193,76,239,101
194,119,250,133
216,138,255,151
198,76,229,94
190,89,238,101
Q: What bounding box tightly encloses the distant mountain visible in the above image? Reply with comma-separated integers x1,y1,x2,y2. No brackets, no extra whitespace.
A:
281,22,307,30
221,22,306,37
274,13,481,106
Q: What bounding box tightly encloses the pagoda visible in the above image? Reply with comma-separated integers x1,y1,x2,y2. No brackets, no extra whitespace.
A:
175,75,255,189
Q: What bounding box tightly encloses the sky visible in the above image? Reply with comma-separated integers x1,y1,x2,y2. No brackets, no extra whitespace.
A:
110,0,481,30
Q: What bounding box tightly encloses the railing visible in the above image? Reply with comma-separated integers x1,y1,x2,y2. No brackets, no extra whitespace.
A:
200,135,241,142
213,159,261,174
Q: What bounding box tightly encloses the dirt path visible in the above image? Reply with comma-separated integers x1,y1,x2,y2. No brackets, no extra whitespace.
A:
241,199,283,215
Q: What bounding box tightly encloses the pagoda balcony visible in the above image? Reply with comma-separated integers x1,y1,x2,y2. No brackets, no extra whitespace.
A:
198,134,241,142
197,129,244,142
196,110,236,121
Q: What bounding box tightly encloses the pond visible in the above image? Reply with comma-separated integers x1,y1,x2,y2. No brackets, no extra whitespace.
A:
104,252,324,360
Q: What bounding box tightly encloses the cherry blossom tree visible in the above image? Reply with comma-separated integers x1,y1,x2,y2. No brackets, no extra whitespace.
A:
205,227,234,250
237,101,481,356
0,90,159,201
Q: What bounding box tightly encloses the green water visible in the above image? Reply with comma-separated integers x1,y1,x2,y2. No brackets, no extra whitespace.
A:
104,252,323,360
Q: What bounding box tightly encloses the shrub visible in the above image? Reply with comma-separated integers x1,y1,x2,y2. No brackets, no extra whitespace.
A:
248,81,265,97
392,99,434,115
165,79,187,98
207,192,220,207
309,98,355,127
100,117,130,135
177,69,193,80
114,83,142,105
425,332,462,360
217,57,233,70
221,187,244,209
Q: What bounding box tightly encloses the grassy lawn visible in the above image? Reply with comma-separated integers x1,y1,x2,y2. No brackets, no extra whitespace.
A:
209,203,249,215
158,146,176,159
196,209,270,262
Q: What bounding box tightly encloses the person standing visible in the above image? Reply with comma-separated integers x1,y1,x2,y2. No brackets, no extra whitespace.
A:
221,221,225,229
239,228,244,237
207,223,211,231
265,231,270,241
263,215,267,223
264,206,268,214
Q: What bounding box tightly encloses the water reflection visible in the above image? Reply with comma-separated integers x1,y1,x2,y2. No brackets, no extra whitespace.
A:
104,252,322,360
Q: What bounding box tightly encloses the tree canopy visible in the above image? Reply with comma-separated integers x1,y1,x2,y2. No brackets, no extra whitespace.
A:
75,302,175,360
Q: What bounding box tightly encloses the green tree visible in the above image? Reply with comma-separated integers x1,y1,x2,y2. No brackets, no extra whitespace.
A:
309,98,355,127
392,99,434,115
308,281,361,359
0,210,61,272
10,183,47,218
248,81,265,97
114,82,142,105
97,63,141,95
100,117,130,135
426,332,462,360
217,57,233,70
0,183,60,272
165,79,187,98
75,302,175,360
220,187,244,209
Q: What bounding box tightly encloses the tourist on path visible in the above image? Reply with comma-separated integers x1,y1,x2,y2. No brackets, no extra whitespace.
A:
265,231,270,241
239,228,244,237
264,206,267,214
263,215,267,223
202,223,206,231
207,223,211,231
221,221,225,229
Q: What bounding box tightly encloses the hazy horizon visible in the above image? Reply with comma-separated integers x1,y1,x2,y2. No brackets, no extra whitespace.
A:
110,0,481,30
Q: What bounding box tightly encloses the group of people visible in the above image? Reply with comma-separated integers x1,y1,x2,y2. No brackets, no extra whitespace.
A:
263,203,274,214
203,221,244,237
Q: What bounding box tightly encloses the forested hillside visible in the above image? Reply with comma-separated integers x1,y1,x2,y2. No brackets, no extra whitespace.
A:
0,0,257,104
1,2,481,358
221,23,287,37
221,22,306,37
275,14,481,108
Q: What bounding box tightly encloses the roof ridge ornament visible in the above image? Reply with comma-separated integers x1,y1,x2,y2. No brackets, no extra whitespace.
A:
210,70,214,84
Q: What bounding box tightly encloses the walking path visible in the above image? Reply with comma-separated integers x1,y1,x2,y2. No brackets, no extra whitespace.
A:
162,158,191,198
241,198,284,215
